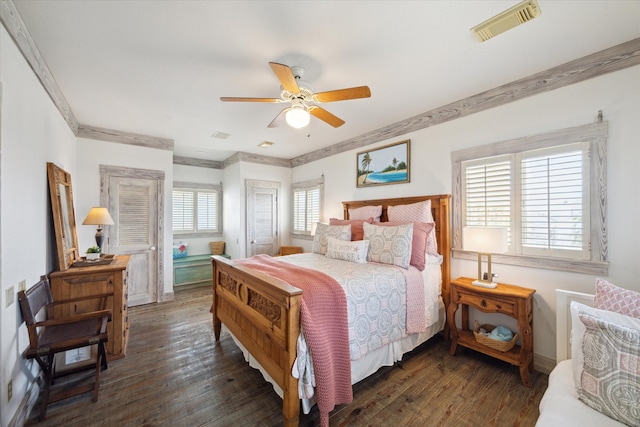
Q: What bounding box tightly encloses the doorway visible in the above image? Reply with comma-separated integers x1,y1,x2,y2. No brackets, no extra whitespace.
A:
100,165,164,306
246,179,279,257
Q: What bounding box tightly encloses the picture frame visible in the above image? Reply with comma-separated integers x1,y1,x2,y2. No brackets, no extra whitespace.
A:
357,139,410,188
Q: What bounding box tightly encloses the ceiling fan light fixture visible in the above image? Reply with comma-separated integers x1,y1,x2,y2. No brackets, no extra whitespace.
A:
285,107,310,128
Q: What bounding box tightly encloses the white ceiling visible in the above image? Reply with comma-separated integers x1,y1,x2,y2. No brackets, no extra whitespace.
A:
13,1,640,162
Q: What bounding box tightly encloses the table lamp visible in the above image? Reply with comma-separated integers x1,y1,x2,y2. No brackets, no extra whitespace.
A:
463,226,508,288
82,207,114,251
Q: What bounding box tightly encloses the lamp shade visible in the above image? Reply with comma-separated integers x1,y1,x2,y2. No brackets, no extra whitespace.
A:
463,227,508,253
285,107,310,128
82,207,114,226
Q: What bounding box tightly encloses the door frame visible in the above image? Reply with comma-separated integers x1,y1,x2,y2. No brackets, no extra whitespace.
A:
246,179,280,257
100,164,165,302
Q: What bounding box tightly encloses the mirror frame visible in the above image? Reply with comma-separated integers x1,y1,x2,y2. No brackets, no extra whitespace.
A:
47,162,80,270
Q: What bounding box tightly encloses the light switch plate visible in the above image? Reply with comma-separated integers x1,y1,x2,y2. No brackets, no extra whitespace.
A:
18,280,26,292
5,286,14,308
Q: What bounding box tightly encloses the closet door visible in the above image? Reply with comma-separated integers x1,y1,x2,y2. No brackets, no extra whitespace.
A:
246,179,279,257
101,165,164,307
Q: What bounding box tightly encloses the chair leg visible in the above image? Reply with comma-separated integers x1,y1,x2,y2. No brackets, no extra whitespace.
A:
92,348,102,403
38,354,55,421
99,341,108,371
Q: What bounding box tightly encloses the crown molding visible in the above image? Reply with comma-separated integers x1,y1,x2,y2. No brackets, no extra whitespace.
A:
291,37,640,167
0,0,79,134
78,124,174,151
173,156,222,169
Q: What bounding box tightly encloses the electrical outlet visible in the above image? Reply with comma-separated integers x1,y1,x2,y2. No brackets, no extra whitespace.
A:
18,279,26,292
5,286,14,308
7,380,12,401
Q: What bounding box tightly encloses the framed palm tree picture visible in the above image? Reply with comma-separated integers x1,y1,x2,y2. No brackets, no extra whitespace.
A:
356,139,410,188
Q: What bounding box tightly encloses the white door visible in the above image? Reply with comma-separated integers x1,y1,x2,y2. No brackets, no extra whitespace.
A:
101,166,164,307
246,180,279,257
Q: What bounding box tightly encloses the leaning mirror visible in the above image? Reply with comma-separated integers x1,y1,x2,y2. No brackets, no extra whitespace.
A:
47,162,80,270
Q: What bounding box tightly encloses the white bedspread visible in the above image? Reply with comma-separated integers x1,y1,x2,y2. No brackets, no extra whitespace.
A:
229,253,444,414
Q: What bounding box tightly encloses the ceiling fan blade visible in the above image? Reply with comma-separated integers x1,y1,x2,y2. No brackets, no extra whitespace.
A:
220,97,281,103
268,108,289,128
308,106,345,128
313,86,371,103
269,62,300,94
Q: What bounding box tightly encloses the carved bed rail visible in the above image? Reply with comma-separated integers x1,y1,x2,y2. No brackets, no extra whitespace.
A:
212,255,303,426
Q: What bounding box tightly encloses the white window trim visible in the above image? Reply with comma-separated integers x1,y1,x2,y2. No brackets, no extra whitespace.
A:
452,122,608,275
173,181,223,238
292,176,324,240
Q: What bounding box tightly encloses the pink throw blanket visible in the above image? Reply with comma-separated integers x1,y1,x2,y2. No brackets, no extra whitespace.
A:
237,255,352,426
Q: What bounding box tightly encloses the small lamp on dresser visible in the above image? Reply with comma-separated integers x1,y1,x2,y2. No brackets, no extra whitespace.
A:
82,207,114,251
463,226,508,288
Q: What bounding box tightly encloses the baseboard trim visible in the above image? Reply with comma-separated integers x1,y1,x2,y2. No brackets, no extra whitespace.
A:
534,353,555,375
8,377,40,427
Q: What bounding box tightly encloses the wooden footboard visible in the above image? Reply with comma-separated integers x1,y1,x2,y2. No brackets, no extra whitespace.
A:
211,255,303,427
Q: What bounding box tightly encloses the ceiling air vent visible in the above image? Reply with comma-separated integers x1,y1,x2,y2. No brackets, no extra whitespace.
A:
471,0,541,42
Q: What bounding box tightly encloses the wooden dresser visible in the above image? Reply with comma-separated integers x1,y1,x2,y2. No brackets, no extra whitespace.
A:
49,255,130,360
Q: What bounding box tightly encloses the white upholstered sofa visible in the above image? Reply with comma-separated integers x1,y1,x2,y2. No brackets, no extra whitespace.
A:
535,281,639,427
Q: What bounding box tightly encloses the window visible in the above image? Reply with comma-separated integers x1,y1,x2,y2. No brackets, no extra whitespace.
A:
173,182,222,236
292,177,323,237
452,122,608,274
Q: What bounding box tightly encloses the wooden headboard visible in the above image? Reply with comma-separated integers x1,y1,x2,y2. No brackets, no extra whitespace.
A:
342,194,451,309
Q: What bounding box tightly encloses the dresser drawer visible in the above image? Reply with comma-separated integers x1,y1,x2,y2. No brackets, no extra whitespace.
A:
456,290,516,316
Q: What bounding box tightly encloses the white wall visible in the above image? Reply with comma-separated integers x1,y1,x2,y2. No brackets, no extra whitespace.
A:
292,64,640,364
0,25,78,426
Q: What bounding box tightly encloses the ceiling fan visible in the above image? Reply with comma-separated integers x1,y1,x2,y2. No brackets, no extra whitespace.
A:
220,62,371,129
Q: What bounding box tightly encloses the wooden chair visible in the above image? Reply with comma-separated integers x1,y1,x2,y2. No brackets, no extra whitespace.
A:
18,276,111,420
278,246,303,256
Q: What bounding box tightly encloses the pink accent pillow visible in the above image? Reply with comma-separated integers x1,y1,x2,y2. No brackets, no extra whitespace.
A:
329,217,374,241
594,278,640,319
387,200,438,255
374,221,435,271
348,205,382,222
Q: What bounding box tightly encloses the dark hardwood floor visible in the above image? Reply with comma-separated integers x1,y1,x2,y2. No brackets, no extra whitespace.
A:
25,285,547,426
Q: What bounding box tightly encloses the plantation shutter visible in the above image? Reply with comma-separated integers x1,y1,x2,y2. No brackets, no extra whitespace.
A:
197,191,218,232
172,190,194,232
520,143,588,257
306,188,321,231
464,158,512,233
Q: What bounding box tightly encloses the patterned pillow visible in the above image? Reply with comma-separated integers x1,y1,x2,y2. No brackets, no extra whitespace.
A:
578,311,640,426
348,205,382,222
312,223,351,255
325,237,369,264
362,222,413,269
387,200,438,255
594,278,640,319
569,302,640,392
329,217,374,241
373,221,434,271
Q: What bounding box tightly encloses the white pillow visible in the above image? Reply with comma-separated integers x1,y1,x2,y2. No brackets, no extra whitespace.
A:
311,223,351,255
325,237,369,264
570,301,640,391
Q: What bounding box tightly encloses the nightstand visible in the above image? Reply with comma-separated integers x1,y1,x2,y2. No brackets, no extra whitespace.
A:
447,277,535,386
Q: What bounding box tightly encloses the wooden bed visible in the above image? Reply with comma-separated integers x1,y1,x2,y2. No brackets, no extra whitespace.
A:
211,194,451,426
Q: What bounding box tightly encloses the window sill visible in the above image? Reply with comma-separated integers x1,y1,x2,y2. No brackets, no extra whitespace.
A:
173,232,223,239
453,249,608,276
291,234,314,241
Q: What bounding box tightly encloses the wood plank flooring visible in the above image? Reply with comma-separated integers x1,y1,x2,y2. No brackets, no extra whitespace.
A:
25,286,547,426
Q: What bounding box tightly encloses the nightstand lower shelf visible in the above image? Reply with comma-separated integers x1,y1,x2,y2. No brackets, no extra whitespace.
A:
452,329,524,366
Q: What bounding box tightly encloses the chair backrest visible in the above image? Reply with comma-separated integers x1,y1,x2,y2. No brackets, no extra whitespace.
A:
18,275,54,346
